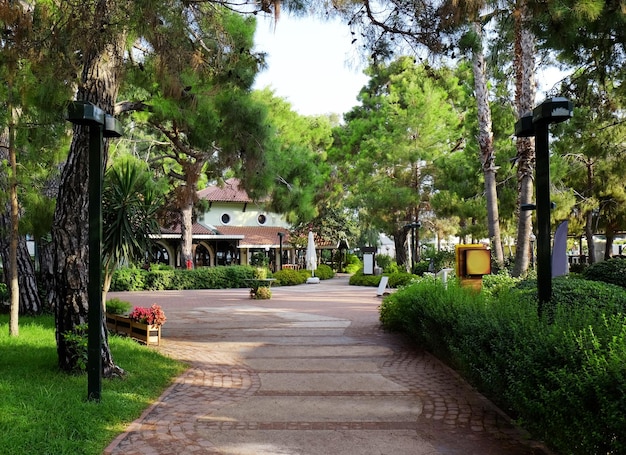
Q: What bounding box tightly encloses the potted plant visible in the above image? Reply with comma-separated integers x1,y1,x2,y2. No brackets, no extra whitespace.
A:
106,301,166,346
127,304,166,345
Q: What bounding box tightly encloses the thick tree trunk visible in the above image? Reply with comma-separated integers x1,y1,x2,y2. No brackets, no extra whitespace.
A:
512,0,537,277
50,32,125,376
471,21,504,267
393,228,408,269
0,212,42,315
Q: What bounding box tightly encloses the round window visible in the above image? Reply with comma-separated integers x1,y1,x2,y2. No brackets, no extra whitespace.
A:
221,213,231,224
257,214,267,225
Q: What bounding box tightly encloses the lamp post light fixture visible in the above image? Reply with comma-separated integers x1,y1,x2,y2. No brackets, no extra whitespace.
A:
66,101,122,402
514,98,573,313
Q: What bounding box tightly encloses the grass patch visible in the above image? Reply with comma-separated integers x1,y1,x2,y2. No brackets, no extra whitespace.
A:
0,314,187,455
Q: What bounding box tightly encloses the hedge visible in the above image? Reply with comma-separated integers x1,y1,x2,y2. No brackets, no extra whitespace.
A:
379,275,626,454
110,265,256,291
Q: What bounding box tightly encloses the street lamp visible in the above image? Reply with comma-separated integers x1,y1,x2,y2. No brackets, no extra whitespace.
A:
277,232,284,270
514,97,573,313
67,101,122,402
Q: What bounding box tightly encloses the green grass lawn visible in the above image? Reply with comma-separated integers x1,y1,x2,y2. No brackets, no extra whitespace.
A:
0,314,187,455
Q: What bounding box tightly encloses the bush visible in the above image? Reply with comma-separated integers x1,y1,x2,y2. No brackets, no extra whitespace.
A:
379,276,626,454
254,286,272,299
344,254,362,274
349,269,382,287
375,254,394,271
105,298,131,315
387,272,416,288
273,269,307,286
110,265,255,291
583,258,626,288
110,267,145,291
349,269,416,288
315,264,335,280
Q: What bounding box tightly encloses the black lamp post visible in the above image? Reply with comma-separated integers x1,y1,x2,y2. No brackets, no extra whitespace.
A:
67,101,122,401
277,232,284,270
514,97,573,313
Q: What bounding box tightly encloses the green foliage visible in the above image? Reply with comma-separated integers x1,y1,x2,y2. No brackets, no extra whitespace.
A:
349,269,415,288
379,276,626,454
254,286,272,299
0,315,186,454
375,254,393,271
273,269,307,286
387,272,416,288
515,275,626,316
110,265,255,291
315,264,335,280
344,254,362,274
583,258,626,288
62,323,89,374
110,266,146,291
349,270,381,286
102,156,165,288
105,298,132,315
0,282,8,304
250,252,269,268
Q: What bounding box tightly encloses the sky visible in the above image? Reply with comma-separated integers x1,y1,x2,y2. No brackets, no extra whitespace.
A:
253,14,369,117
252,15,568,117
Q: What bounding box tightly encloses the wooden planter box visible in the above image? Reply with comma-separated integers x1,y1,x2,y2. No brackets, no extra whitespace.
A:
105,313,161,346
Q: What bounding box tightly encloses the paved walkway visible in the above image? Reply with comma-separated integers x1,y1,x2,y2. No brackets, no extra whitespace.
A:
103,275,551,455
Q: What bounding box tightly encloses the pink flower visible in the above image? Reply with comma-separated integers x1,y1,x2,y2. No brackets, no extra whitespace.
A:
129,304,166,326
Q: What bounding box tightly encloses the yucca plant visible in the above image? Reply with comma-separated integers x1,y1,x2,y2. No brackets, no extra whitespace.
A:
102,157,166,304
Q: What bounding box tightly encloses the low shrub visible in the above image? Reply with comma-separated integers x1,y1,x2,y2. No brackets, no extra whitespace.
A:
110,265,255,291
344,254,362,274
375,254,394,271
349,269,382,286
349,269,416,288
379,276,626,454
254,286,272,299
315,264,335,280
110,266,145,291
387,272,416,288
583,258,626,288
105,298,131,315
273,269,307,286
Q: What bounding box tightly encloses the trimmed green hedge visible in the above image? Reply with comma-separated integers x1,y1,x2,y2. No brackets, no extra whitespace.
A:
583,257,626,288
110,265,255,291
379,275,626,454
349,269,417,288
273,269,308,286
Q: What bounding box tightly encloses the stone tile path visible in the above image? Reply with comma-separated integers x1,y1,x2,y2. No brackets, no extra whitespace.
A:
103,276,552,455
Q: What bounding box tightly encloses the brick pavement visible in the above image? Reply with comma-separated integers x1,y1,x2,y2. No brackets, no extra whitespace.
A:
103,276,552,455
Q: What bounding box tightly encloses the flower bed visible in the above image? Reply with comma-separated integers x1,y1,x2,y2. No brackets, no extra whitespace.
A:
106,304,166,346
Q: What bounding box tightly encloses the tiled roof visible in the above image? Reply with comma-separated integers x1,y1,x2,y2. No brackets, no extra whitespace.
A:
197,178,252,203
216,226,291,247
161,223,217,235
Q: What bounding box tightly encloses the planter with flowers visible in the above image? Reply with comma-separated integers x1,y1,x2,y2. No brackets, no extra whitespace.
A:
105,303,166,346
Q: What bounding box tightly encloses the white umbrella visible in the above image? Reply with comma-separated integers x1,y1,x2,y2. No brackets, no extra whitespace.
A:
306,231,318,282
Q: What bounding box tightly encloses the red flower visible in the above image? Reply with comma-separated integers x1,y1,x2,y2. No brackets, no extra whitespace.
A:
129,304,166,326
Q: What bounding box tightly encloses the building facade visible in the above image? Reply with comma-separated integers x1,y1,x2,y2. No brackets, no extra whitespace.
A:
150,179,294,270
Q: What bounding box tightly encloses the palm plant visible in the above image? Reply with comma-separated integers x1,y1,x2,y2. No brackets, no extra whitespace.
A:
102,157,165,303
